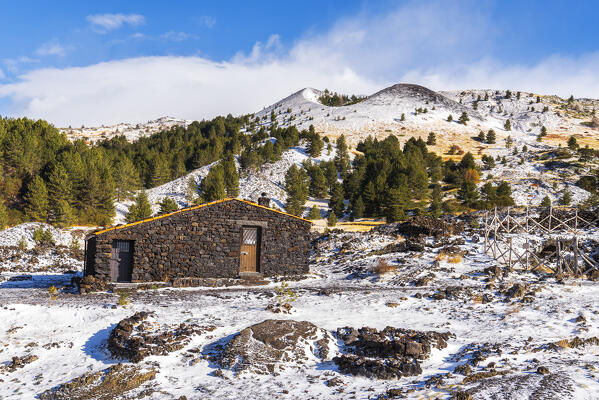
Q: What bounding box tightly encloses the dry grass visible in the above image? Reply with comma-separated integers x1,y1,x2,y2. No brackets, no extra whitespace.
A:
447,254,463,263
372,259,397,275
505,305,522,315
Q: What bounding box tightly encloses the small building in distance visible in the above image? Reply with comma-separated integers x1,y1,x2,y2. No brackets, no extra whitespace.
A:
84,198,312,283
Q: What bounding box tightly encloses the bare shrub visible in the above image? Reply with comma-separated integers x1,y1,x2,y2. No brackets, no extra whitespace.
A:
372,259,397,275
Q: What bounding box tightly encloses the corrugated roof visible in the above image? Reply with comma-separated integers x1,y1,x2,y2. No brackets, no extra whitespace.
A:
93,198,312,235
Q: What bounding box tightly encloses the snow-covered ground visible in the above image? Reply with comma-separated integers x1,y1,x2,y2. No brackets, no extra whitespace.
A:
1,226,598,399
60,116,192,143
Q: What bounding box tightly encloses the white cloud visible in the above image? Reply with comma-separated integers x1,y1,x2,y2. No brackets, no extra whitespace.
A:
0,68,4,79
198,16,216,28
161,31,198,42
0,56,378,126
36,39,67,57
1,1,598,126
2,56,38,74
87,13,145,33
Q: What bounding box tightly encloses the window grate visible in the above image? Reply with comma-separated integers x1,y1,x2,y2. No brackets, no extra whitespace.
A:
115,241,130,252
242,228,257,245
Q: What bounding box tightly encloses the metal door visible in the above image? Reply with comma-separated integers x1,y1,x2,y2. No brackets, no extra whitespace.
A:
110,240,133,282
239,227,259,273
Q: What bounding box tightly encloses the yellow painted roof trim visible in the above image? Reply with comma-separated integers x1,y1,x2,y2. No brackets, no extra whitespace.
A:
94,198,312,236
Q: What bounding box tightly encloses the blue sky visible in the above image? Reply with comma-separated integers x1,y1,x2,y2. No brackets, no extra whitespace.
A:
1,1,598,125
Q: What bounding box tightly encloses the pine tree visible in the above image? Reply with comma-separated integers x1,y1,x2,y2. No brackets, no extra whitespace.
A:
567,135,579,150
481,182,497,205
362,180,377,216
222,156,239,197
477,131,485,142
459,152,477,171
308,166,328,198
458,112,469,125
308,205,321,220
458,180,479,208
426,132,436,145
126,190,152,222
186,177,200,205
400,113,405,121
352,196,365,219
495,181,515,206
307,134,324,157
385,186,407,222
486,129,496,144
97,169,116,226
329,182,345,217
334,134,350,177
158,197,179,215
559,189,572,206
114,157,141,201
150,155,171,187
430,184,442,217
408,163,429,200
53,199,75,228
24,176,49,222
0,201,8,230
504,119,511,131
447,114,453,122
540,195,551,207
285,165,309,216
540,126,547,137
505,136,514,148
505,90,512,99
47,163,72,205
47,163,73,224
201,164,227,202
327,211,338,227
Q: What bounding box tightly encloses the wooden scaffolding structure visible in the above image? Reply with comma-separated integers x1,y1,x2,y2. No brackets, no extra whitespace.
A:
482,206,599,275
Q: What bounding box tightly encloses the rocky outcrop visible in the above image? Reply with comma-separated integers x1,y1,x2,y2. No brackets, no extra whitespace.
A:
333,326,453,379
394,216,462,238
0,355,38,373
39,364,156,400
218,319,335,375
108,312,214,362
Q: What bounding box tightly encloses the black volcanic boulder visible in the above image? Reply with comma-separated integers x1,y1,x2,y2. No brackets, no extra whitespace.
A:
107,312,214,362
218,319,334,375
333,326,453,380
395,216,462,238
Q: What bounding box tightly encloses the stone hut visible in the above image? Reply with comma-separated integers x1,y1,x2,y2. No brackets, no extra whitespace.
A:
84,198,312,283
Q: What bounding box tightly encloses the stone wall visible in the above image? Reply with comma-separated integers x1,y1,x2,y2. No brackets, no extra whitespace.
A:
86,199,312,282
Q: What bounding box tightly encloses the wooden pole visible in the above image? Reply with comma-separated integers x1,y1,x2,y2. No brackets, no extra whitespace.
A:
574,237,579,275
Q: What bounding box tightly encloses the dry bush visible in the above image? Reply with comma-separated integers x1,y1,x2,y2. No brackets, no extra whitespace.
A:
447,254,463,263
372,259,397,275
435,251,447,261
505,305,522,315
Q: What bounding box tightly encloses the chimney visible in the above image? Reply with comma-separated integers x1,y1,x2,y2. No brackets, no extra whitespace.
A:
257,192,270,207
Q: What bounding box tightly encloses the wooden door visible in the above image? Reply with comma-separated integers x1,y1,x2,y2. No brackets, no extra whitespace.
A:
240,227,259,273
110,240,133,282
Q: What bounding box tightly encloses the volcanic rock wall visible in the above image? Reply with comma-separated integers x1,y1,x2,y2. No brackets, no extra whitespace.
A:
86,199,311,282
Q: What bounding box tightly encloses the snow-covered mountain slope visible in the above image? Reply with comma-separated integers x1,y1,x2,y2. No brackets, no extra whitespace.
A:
113,141,338,224
78,82,598,222
60,116,192,143
254,83,599,156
